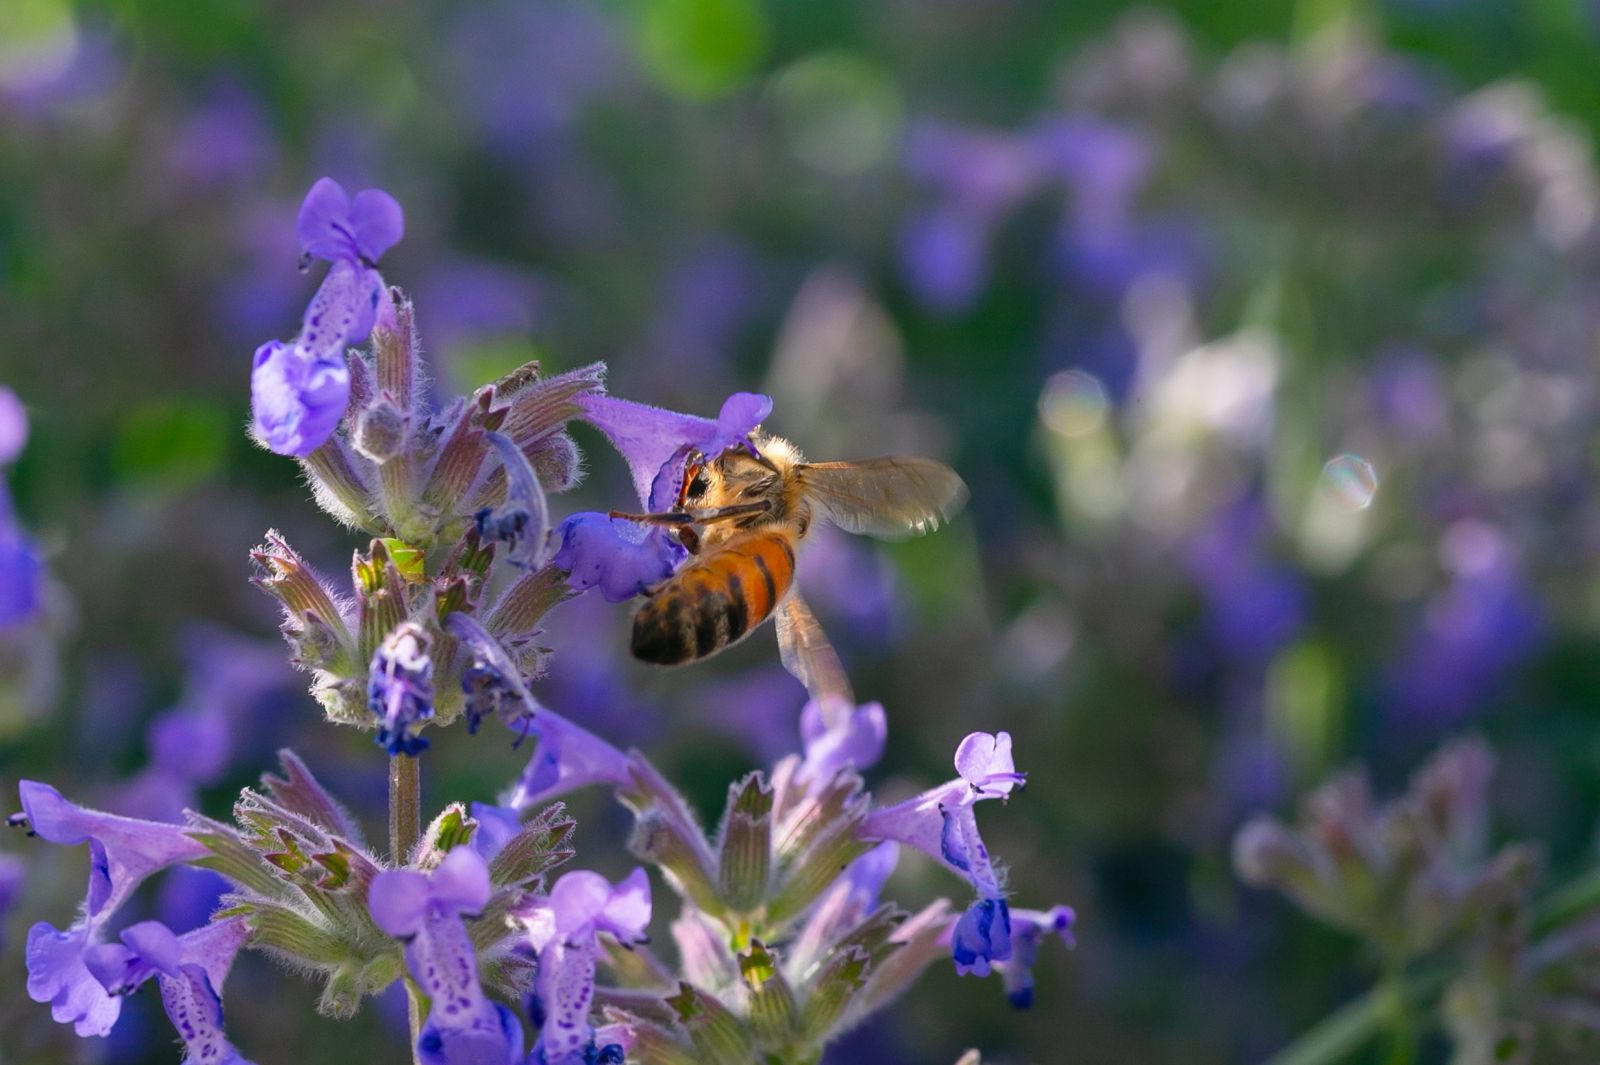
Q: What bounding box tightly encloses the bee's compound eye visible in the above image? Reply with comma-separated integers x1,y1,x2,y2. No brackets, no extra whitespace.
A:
688,470,710,496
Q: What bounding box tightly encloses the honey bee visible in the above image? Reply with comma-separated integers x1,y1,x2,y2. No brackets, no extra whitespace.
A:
615,433,968,668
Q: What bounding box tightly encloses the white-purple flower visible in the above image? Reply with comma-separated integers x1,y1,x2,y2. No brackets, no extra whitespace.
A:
10,781,209,1036
795,697,887,792
82,917,256,1064
368,623,435,757
477,432,552,571
513,867,650,1065
249,339,351,458
369,846,523,1065
575,391,772,511
505,707,632,812
250,178,405,458
857,731,1026,979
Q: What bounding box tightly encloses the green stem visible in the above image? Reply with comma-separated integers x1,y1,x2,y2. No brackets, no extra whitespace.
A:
1262,866,1600,1065
1377,961,1417,1065
389,755,423,1063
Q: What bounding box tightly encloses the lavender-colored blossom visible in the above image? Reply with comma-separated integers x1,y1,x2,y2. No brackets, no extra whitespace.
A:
1389,523,1543,727
296,177,405,268
368,623,435,757
514,868,650,1065
506,708,632,811
147,709,232,788
251,178,405,457
796,698,887,791
898,208,991,313
11,782,209,1036
468,803,524,864
167,81,277,189
858,732,1024,978
950,897,1012,978
0,500,43,628
574,391,772,510
370,847,523,1065
0,385,27,464
476,432,552,571
249,339,351,458
83,917,256,1065
0,850,23,950
447,612,540,734
550,513,684,603
557,390,770,601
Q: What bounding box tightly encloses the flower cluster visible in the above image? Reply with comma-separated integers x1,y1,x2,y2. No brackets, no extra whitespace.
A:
1235,737,1600,1063
11,177,1070,1065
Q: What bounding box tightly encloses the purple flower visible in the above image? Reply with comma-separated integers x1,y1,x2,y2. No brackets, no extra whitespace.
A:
0,385,27,464
795,698,887,792
10,782,209,1036
0,851,24,951
858,732,1025,978
506,708,632,811
898,207,991,313
447,613,540,735
574,391,772,510
370,847,523,1065
995,906,1076,1009
249,339,351,458
476,432,552,571
167,80,276,189
513,868,650,1065
296,176,405,269
147,708,232,788
558,389,770,602
550,513,684,603
250,178,405,458
82,917,256,1064
950,897,1012,978
368,623,435,757
468,803,524,864
0,498,43,628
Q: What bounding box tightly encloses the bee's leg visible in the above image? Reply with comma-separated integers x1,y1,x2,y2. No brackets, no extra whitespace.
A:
608,509,695,525
609,501,771,526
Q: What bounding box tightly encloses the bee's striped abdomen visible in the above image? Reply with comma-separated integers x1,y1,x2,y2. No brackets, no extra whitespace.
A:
631,532,796,665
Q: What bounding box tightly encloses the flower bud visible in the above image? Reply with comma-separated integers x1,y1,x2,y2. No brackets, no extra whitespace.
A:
352,394,408,464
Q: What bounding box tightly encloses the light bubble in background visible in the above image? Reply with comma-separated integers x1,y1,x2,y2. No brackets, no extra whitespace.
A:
771,52,902,176
0,0,77,93
1319,453,1380,511
1039,369,1110,438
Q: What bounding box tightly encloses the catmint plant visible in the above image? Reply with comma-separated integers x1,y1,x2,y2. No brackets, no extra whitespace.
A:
9,177,1071,1065
1237,737,1600,1065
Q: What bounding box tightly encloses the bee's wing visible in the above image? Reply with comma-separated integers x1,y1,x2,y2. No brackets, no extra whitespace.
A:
775,593,853,705
799,457,968,540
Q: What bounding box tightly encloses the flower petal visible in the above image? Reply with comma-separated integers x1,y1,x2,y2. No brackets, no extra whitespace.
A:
348,188,405,263
250,340,351,458
296,177,353,261
505,709,632,810
369,869,432,939
429,846,492,917
25,921,122,1036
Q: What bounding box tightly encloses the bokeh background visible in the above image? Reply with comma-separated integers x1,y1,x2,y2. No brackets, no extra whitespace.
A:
3,0,1600,1062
